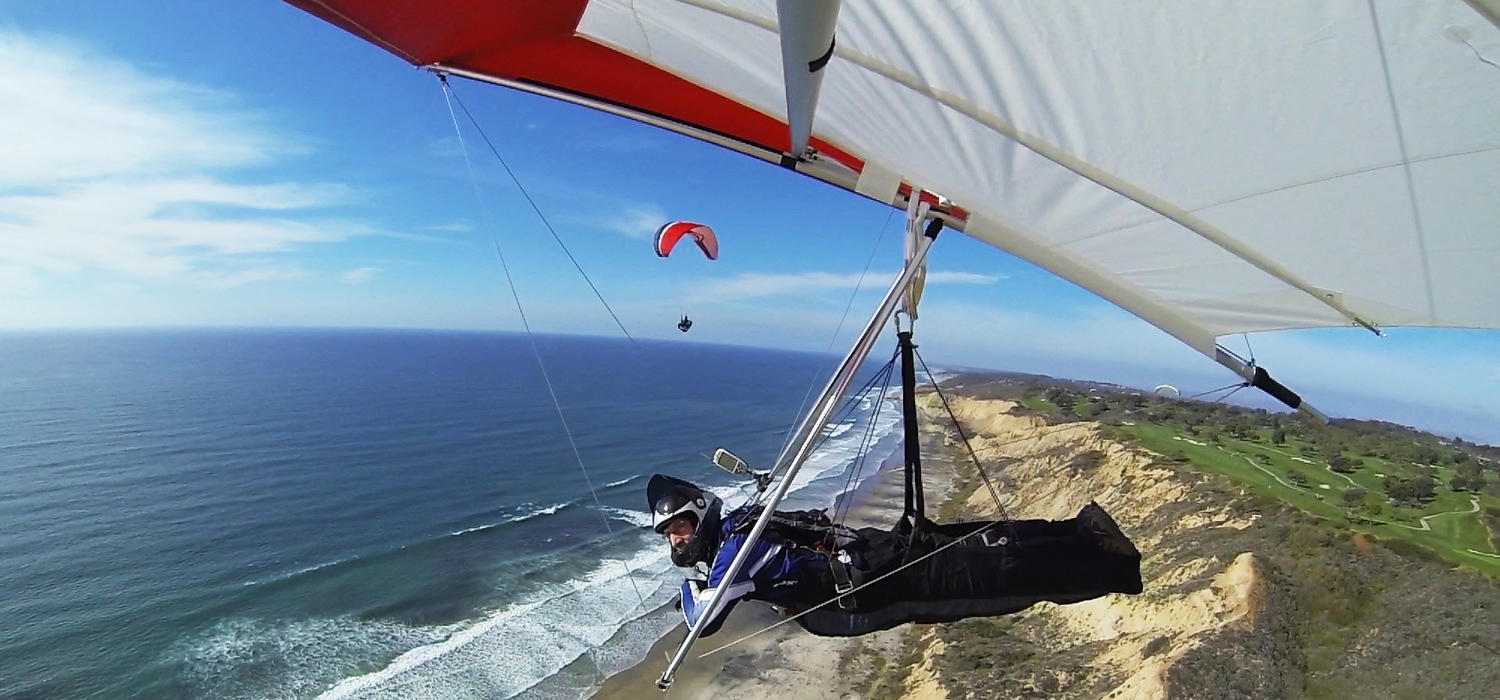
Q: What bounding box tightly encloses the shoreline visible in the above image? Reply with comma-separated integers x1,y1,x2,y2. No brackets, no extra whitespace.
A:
592,431,959,698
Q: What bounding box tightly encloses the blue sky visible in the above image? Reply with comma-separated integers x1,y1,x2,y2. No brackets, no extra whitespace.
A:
1,3,1496,442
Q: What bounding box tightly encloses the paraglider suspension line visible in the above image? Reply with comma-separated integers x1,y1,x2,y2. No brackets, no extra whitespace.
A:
441,79,649,612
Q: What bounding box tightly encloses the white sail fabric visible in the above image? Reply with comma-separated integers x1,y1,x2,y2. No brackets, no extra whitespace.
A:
579,0,1500,354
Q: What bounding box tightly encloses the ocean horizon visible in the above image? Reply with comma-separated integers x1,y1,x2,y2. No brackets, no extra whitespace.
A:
0,328,909,699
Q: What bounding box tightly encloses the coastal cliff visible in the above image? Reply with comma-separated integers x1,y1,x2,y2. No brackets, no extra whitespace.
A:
901,387,1499,700
596,377,1500,699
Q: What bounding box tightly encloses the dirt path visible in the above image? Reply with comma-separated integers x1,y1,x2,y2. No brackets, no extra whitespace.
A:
1419,496,1480,530
1174,438,1490,549
1259,444,1360,487
1363,496,1480,533
1175,437,1306,492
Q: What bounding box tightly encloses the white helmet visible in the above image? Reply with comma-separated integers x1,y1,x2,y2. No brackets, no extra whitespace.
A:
647,474,723,566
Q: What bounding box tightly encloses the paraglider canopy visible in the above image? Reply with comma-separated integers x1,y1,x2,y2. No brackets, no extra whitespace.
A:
1154,384,1180,398
654,221,718,260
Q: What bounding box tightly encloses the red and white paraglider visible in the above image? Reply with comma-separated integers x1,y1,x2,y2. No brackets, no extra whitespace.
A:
653,222,719,332
653,221,718,261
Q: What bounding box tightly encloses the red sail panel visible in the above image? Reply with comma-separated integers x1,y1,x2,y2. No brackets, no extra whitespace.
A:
284,0,863,171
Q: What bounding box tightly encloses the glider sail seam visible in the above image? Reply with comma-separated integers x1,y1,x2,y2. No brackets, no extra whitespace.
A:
663,0,1383,334
1366,0,1437,322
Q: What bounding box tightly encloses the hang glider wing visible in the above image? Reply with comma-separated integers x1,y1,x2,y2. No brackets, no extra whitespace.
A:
285,0,1500,374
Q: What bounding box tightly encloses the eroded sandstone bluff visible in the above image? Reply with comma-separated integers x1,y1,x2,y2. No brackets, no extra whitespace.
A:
858,390,1500,700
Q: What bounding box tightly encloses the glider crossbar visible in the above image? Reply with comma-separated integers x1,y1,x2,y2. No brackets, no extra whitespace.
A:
1212,346,1329,422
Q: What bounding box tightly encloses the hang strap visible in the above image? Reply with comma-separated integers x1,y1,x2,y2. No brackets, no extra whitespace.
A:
898,329,925,520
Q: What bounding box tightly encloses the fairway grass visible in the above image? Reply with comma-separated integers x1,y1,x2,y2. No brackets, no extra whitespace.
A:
1118,422,1500,578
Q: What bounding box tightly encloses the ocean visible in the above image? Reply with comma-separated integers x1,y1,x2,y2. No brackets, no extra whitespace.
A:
0,329,907,699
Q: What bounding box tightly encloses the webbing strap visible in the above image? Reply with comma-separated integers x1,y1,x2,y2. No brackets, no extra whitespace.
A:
828,552,857,610
898,330,925,519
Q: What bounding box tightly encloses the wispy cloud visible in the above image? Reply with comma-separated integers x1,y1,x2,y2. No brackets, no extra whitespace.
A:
926,271,1006,284
0,179,368,281
197,266,308,291
700,269,1001,301
0,30,374,296
596,204,666,240
0,32,292,186
421,221,474,233
342,267,381,284
0,266,40,295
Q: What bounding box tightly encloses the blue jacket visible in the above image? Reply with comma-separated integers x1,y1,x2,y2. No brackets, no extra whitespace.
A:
678,507,826,636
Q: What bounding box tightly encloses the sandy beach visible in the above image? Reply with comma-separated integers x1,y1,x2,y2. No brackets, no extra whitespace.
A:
594,429,960,699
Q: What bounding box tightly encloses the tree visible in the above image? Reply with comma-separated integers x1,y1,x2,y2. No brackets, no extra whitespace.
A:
1288,471,1310,488
1341,487,1366,506
1272,427,1287,445
1328,454,1358,474
1411,444,1441,466
1388,475,1437,505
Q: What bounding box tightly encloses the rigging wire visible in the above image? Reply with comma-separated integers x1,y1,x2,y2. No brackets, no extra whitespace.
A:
695,422,1063,659
700,348,1069,659
440,75,638,345
770,207,899,481
914,349,1008,520
694,518,995,659
830,352,899,527
440,80,650,612
741,349,897,515
1212,383,1250,404
1185,381,1250,402
742,344,899,505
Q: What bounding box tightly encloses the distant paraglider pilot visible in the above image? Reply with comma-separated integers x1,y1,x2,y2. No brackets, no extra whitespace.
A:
655,222,715,335
648,475,1142,637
